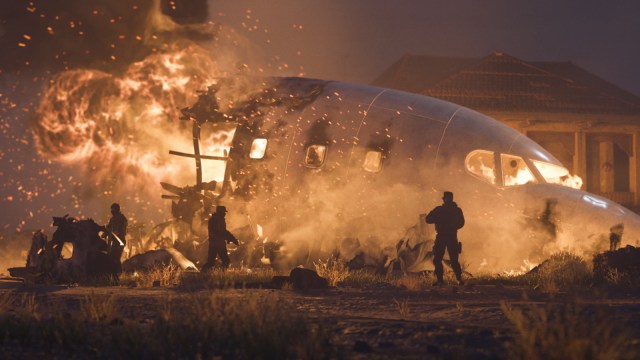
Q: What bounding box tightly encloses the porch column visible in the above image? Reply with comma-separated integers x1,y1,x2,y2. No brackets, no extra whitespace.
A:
574,131,587,189
599,141,614,193
632,132,640,206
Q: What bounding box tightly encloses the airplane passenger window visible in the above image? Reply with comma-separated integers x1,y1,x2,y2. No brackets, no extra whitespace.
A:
501,154,536,186
304,145,327,168
465,150,496,184
363,151,382,172
249,138,268,159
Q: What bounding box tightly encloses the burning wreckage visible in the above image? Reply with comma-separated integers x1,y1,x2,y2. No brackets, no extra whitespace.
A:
14,77,640,281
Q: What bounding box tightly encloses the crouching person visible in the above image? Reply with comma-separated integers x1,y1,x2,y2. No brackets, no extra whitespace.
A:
202,206,239,271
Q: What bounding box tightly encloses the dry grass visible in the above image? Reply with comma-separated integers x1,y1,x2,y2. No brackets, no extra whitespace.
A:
314,257,349,286
525,252,593,291
341,269,438,290
471,252,593,291
179,268,278,290
393,298,410,318
605,267,624,285
18,293,39,319
80,291,118,322
341,269,385,287
120,263,181,287
0,290,333,359
501,301,638,360
0,291,14,314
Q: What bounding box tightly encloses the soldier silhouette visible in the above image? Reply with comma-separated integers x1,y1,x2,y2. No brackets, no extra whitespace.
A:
609,223,624,251
202,205,239,271
426,191,465,286
106,203,128,274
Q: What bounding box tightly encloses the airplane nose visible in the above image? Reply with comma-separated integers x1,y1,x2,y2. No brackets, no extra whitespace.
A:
572,192,640,248
514,185,640,256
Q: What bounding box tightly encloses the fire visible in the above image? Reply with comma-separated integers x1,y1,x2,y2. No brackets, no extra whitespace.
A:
478,161,496,184
532,159,583,189
503,167,535,186
249,138,268,159
199,124,237,185
558,174,583,189
33,44,222,199
501,259,539,276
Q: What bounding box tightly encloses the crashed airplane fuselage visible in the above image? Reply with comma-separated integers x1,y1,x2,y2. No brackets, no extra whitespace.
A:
168,77,640,272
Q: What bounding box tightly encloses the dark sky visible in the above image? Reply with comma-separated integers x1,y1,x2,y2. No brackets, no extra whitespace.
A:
209,0,640,95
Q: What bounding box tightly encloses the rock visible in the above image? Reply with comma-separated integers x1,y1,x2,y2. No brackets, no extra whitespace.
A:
378,341,396,348
353,340,373,353
289,267,329,290
427,344,440,354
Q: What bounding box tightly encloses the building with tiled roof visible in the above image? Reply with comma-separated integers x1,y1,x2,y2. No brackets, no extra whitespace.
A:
373,52,640,207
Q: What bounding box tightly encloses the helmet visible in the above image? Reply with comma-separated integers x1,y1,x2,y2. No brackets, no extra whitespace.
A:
216,205,228,214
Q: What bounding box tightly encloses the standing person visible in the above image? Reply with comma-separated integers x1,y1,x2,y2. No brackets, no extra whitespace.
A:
609,223,624,251
202,205,239,271
106,203,128,273
426,191,465,286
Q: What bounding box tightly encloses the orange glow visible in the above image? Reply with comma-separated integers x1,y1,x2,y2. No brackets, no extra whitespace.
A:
502,154,536,186
532,160,583,189
34,44,222,196
250,138,268,159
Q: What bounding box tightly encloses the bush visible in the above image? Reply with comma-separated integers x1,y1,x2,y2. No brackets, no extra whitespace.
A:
502,301,638,360
524,252,592,291
314,257,349,286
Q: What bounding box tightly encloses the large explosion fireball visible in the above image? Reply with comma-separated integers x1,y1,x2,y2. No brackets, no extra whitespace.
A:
0,0,271,270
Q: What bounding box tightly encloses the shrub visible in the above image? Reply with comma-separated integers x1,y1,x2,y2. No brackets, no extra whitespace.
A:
502,301,638,360
314,257,349,286
524,252,592,291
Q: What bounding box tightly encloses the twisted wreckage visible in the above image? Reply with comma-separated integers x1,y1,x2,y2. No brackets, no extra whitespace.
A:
14,77,640,281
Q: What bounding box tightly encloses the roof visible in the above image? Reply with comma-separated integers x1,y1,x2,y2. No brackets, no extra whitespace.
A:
372,52,640,114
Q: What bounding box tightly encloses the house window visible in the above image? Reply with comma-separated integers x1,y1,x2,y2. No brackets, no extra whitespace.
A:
465,150,496,184
501,154,536,186
363,151,383,172
250,138,268,159
304,145,327,168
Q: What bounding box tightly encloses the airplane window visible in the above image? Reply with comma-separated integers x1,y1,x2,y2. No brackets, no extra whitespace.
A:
304,145,327,168
501,154,536,186
530,159,576,186
249,138,268,159
363,151,383,172
465,150,496,184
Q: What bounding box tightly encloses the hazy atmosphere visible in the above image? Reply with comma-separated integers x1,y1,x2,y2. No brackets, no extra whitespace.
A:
209,0,640,95
2,3,640,358
2,0,640,231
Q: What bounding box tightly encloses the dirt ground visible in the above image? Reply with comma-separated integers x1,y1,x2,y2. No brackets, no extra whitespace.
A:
2,278,640,359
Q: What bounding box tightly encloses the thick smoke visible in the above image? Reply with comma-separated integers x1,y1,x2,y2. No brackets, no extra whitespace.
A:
182,81,628,274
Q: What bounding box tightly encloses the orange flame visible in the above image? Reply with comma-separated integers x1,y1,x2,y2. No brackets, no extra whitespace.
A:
33,44,221,198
